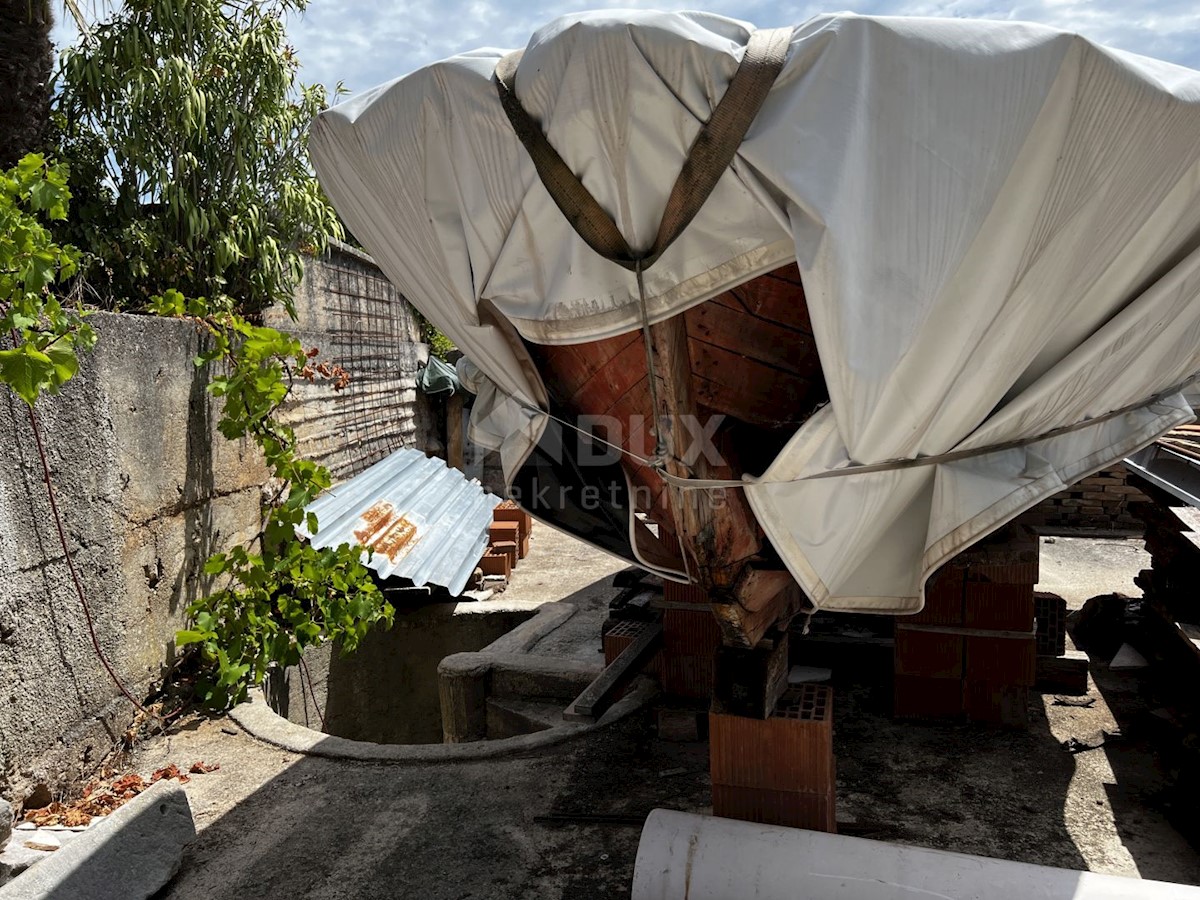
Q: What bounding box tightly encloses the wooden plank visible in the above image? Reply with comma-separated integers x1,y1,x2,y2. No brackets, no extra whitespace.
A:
690,339,823,428
563,622,663,722
685,300,821,380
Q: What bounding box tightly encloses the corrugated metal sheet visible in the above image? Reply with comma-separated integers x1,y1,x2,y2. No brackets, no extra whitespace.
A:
300,448,501,595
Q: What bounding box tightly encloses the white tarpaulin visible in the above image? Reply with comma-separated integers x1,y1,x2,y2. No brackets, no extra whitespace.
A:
310,11,1200,613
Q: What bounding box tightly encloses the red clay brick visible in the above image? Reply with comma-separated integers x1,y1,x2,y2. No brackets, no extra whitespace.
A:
664,581,709,605
711,784,836,832
487,520,520,545
912,567,963,625
965,634,1036,686
963,582,1035,631
662,607,723,657
479,549,510,579
894,627,963,679
709,686,834,794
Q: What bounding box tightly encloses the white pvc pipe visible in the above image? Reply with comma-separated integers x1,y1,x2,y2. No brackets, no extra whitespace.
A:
632,810,1200,900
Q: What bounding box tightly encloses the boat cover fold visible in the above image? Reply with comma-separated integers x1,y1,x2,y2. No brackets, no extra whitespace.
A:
310,11,1200,613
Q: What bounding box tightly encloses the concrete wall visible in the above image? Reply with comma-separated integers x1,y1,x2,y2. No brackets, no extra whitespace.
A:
0,312,268,798
0,246,437,799
264,241,441,481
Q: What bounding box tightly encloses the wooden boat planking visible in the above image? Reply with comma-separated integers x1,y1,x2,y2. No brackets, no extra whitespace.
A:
527,263,828,647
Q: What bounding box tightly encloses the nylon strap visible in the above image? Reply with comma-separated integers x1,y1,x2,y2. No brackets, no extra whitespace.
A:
494,27,792,270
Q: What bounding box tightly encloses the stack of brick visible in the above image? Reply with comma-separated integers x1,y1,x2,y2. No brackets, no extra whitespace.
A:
1130,497,1200,620
478,501,534,581
1019,463,1148,532
894,524,1038,727
710,685,836,831
602,581,722,700
659,581,723,699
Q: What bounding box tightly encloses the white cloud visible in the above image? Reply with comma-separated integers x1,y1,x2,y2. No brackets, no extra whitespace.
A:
286,1,1199,95
49,1,1200,97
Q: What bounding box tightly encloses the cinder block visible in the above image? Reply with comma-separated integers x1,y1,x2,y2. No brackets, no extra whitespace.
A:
965,634,1036,686
710,685,834,794
894,627,963,679
893,674,965,721
1034,592,1067,657
963,582,1035,631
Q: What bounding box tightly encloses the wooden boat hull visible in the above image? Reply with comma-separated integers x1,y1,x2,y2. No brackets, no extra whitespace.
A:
515,263,827,646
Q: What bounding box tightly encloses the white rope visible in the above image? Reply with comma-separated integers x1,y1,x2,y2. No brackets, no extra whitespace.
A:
513,376,1197,491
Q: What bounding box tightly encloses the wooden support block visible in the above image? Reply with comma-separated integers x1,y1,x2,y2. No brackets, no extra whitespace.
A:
438,653,491,743
1034,655,1089,695
712,634,790,719
564,622,663,722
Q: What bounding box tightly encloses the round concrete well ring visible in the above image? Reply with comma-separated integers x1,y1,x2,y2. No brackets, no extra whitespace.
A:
229,601,659,762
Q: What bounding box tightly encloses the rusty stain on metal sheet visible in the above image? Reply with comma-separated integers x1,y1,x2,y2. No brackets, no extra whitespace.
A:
354,500,397,545
371,515,419,561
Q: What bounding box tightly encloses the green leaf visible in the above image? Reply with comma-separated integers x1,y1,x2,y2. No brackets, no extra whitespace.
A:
44,344,80,387
0,346,56,406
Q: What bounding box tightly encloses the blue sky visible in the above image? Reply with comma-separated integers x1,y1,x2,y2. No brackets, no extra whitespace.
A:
53,2,1200,96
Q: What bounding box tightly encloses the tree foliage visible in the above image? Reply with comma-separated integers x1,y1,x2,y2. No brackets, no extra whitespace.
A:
0,153,95,407
53,0,342,316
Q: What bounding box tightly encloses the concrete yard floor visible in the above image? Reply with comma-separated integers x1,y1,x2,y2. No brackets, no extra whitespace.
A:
125,532,1200,898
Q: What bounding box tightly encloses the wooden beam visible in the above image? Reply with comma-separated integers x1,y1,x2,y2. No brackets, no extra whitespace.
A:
647,314,800,648
563,622,663,722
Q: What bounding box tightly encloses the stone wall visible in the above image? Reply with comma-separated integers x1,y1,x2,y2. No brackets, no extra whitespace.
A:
0,245,436,799
1018,463,1150,533
265,241,439,481
0,312,268,798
